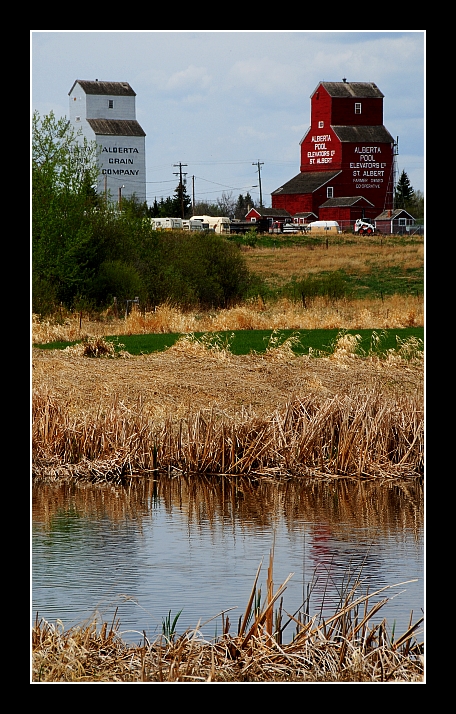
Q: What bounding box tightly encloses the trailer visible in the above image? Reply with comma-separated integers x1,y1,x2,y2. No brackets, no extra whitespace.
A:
151,217,183,231
230,220,257,234
230,218,270,234
182,219,209,231
307,220,341,234
191,215,230,234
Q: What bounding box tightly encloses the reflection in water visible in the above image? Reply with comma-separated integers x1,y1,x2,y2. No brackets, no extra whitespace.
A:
32,477,424,644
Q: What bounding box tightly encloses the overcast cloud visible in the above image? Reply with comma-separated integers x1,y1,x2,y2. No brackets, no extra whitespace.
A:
31,31,425,207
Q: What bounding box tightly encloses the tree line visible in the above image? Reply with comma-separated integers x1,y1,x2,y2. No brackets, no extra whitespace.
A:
145,189,256,220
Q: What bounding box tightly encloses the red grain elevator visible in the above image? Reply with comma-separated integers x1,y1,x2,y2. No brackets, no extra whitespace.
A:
271,81,396,221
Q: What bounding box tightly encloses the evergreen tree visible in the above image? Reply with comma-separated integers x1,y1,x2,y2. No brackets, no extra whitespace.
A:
234,192,255,219
407,189,424,222
395,170,414,209
158,196,175,217
172,182,193,218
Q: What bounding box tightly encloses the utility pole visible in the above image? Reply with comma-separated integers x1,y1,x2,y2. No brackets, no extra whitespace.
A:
192,175,195,212
118,184,125,211
252,161,264,208
173,162,188,218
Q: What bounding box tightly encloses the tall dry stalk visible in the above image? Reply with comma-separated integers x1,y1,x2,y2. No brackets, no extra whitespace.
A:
32,557,424,682
32,386,423,482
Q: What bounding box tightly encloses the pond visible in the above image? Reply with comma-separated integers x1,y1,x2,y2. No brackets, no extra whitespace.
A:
32,477,424,646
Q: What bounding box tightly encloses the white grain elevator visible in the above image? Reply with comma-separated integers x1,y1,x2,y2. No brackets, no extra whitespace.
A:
68,79,146,204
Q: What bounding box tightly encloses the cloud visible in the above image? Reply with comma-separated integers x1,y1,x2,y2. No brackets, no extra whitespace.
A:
140,64,212,97
237,125,276,141
228,58,302,96
32,31,424,196
166,65,212,91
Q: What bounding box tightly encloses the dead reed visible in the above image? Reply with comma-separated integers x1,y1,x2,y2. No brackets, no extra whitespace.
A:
31,555,424,682
32,381,423,482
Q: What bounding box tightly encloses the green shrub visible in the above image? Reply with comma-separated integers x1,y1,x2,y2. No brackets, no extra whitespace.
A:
89,260,145,305
146,231,253,309
289,271,350,306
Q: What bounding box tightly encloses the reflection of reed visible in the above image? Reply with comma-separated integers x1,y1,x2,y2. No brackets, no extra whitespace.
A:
32,389,423,482
32,478,423,539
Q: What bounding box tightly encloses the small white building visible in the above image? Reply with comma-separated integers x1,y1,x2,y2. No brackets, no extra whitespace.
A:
68,80,146,204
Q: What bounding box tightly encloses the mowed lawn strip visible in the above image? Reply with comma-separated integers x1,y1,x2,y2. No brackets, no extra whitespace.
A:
34,327,424,357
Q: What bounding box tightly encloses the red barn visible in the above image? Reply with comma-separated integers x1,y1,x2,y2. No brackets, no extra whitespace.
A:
271,81,395,223
319,196,375,222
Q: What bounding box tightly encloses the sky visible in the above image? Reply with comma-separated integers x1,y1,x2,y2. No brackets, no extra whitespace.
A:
31,30,425,208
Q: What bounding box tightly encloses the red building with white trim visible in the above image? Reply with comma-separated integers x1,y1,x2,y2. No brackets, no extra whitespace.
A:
271,81,395,222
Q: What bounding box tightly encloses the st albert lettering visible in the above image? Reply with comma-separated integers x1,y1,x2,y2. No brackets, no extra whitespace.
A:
351,145,387,181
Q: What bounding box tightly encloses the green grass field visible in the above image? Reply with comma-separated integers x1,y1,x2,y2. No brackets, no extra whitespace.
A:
34,327,424,358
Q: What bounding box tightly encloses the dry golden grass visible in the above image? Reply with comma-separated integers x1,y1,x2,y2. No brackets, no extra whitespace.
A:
32,331,423,418
31,237,424,484
32,348,423,483
242,236,424,285
32,553,424,682
32,294,423,346
32,325,423,483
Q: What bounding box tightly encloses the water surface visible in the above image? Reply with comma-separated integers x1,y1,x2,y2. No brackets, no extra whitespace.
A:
32,477,424,645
